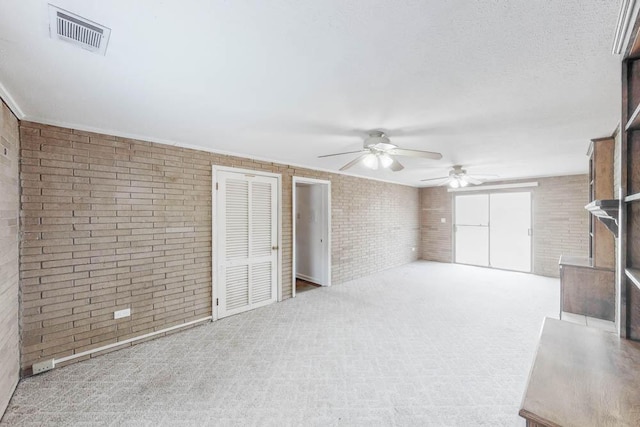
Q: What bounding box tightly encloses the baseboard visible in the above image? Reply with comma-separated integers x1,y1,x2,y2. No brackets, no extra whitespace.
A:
22,316,214,376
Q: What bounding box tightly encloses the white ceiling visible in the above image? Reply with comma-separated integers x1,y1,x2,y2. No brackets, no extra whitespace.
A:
0,1,622,186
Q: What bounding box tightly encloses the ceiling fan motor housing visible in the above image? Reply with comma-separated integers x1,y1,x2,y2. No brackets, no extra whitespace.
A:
364,131,397,151
449,165,466,177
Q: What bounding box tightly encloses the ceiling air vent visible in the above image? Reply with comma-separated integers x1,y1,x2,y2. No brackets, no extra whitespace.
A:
48,5,111,55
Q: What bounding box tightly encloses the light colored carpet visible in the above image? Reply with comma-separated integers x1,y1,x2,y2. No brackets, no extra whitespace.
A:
1,261,559,426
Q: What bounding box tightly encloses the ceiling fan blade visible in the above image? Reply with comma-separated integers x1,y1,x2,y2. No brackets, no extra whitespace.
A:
389,158,404,172
420,176,449,182
469,174,499,179
388,148,442,160
339,154,369,171
465,177,484,185
318,149,367,158
421,178,451,187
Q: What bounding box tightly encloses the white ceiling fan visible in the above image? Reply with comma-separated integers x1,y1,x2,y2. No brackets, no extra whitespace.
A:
318,130,442,172
420,165,498,188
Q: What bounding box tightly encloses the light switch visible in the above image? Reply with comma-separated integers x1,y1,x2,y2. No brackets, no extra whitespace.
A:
441,218,446,223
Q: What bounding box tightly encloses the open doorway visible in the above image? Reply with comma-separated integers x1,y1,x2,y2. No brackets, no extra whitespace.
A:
292,177,331,297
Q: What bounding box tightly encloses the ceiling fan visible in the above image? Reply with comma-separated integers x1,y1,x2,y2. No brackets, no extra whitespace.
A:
420,165,498,188
318,130,442,172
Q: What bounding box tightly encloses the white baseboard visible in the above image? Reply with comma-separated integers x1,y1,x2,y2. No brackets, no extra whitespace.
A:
53,316,212,365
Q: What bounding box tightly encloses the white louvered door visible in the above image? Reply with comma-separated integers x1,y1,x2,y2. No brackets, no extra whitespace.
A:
217,171,278,318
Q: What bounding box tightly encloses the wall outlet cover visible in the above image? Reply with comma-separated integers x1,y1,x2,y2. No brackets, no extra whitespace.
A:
114,308,131,319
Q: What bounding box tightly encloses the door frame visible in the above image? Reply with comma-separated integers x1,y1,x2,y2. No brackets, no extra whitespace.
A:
212,165,283,320
292,176,331,297
452,190,533,273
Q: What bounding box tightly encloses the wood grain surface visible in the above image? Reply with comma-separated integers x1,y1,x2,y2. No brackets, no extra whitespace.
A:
520,318,640,426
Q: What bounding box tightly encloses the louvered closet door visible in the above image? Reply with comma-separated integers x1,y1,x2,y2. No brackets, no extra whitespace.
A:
217,171,278,318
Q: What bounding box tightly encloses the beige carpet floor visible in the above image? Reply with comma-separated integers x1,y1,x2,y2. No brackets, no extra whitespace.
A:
1,261,560,426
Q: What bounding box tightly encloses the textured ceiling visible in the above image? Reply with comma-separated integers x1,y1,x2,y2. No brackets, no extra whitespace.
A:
0,1,622,186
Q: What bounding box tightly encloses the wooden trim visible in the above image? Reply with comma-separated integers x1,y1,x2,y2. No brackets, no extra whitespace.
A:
625,101,640,130
625,268,640,290
619,59,630,338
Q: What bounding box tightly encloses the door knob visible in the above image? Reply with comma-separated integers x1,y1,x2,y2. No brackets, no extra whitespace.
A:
272,246,279,250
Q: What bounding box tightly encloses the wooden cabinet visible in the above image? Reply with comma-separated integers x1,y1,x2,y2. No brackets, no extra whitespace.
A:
588,138,615,269
559,256,614,321
520,6,640,425
559,138,615,320
621,17,640,341
519,318,640,427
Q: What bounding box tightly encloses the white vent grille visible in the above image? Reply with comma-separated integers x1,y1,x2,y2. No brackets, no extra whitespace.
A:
48,5,110,55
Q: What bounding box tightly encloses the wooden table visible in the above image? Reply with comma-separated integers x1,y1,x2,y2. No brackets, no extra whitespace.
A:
519,318,640,426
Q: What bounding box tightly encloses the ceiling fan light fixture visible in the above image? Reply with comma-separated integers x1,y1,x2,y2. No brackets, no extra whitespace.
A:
449,179,460,188
365,131,394,150
379,153,393,168
458,178,468,187
363,153,379,170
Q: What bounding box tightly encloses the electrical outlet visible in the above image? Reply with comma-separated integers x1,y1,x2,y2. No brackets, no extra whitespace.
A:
32,359,55,375
114,308,131,319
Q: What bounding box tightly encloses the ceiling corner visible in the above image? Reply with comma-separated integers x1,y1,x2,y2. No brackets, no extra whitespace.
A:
0,79,26,120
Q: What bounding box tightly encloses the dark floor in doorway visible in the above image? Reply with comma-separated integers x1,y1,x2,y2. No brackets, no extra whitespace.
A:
296,279,321,294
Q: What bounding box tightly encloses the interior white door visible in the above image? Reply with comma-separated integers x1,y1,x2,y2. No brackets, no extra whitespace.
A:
489,192,532,272
454,194,490,267
217,171,278,318
454,191,532,273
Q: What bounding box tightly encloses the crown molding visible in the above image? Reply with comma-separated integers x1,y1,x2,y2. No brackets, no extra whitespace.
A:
22,114,411,187
613,0,639,55
0,80,25,119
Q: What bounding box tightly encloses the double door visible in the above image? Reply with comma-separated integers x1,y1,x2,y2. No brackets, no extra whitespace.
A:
216,170,278,318
454,192,531,272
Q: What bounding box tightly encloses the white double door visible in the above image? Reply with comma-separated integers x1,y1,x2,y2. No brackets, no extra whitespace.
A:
455,192,531,272
216,170,278,318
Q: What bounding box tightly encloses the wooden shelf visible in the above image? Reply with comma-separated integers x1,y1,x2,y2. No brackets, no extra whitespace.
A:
626,102,640,131
586,200,619,238
626,268,640,290
625,192,640,203
585,199,618,217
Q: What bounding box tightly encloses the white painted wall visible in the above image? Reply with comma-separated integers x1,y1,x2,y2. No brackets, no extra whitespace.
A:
295,184,327,284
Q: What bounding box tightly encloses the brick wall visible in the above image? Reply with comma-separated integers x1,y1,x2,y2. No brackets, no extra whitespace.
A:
19,121,420,373
419,175,589,277
0,101,20,415
420,186,452,263
533,175,590,276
